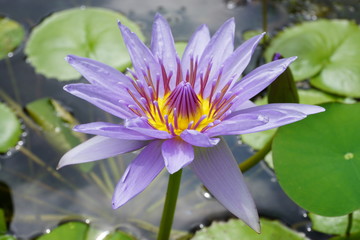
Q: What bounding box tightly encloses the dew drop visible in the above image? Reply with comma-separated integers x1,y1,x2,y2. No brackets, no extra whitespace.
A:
7,52,14,58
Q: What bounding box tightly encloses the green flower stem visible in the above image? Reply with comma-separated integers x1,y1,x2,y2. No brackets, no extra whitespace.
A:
239,137,273,172
157,169,183,240
346,212,353,238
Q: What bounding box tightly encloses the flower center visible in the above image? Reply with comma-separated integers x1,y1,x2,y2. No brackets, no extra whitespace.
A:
125,58,237,136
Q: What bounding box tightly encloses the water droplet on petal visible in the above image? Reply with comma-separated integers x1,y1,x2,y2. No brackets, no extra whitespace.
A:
121,166,131,183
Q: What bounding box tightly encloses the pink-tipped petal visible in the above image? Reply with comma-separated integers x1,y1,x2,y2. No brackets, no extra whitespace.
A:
180,129,220,147
162,138,194,174
231,57,297,106
64,84,134,119
112,140,165,208
73,122,155,140
196,18,235,93
190,139,260,232
65,55,136,96
151,13,177,89
181,24,210,77
58,136,148,169
203,33,265,98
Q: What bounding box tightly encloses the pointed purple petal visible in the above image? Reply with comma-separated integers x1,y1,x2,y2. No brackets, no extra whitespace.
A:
203,33,264,98
58,136,148,169
73,122,155,140
196,18,235,93
180,129,220,147
231,57,297,105
151,14,177,89
65,55,137,96
181,24,210,77
118,22,161,94
190,139,260,232
205,114,267,137
64,84,134,119
162,138,194,174
112,140,164,208
227,103,325,133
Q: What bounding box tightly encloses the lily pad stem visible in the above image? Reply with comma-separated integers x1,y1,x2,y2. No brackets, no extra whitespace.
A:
346,212,353,238
239,137,273,172
157,169,183,240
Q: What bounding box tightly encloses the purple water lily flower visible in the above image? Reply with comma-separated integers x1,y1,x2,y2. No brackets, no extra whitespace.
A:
58,14,324,232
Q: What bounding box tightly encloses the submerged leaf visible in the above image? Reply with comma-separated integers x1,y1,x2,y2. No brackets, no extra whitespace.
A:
0,102,22,153
25,7,145,81
191,218,308,240
36,222,88,240
273,103,360,216
0,17,25,60
309,210,360,235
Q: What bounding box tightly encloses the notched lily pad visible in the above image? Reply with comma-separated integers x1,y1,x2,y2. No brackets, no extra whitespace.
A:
25,7,145,81
309,210,360,235
273,103,360,216
0,17,25,60
0,102,22,153
191,218,308,240
265,19,360,97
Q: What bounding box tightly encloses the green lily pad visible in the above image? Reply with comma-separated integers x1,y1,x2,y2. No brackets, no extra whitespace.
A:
25,7,145,81
242,89,339,151
0,17,25,60
0,209,6,234
272,103,360,216
265,19,360,97
36,222,88,240
329,232,360,240
191,218,308,240
0,102,21,153
309,210,360,235
103,231,136,240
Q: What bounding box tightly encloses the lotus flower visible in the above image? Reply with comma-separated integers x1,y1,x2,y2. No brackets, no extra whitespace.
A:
58,14,324,232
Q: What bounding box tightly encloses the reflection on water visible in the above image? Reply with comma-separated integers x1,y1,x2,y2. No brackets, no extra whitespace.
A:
0,0,358,239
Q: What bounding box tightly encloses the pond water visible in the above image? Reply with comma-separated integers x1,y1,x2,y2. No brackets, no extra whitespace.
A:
0,0,359,239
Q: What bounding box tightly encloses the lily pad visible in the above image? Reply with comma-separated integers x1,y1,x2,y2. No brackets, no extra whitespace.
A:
0,102,22,153
272,103,360,216
0,17,25,60
25,7,145,81
191,218,308,240
309,210,360,235
36,221,88,240
265,20,360,97
175,42,187,58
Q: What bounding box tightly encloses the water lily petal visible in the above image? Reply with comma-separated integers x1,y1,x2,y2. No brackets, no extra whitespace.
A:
231,100,256,112
118,21,160,92
226,103,325,133
125,117,173,139
204,33,265,98
73,122,155,140
65,55,136,96
151,13,177,89
112,140,164,208
181,24,210,78
58,136,148,169
196,18,235,93
231,57,297,105
64,83,134,119
180,129,220,147
190,139,260,232
162,138,194,174
205,114,267,137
